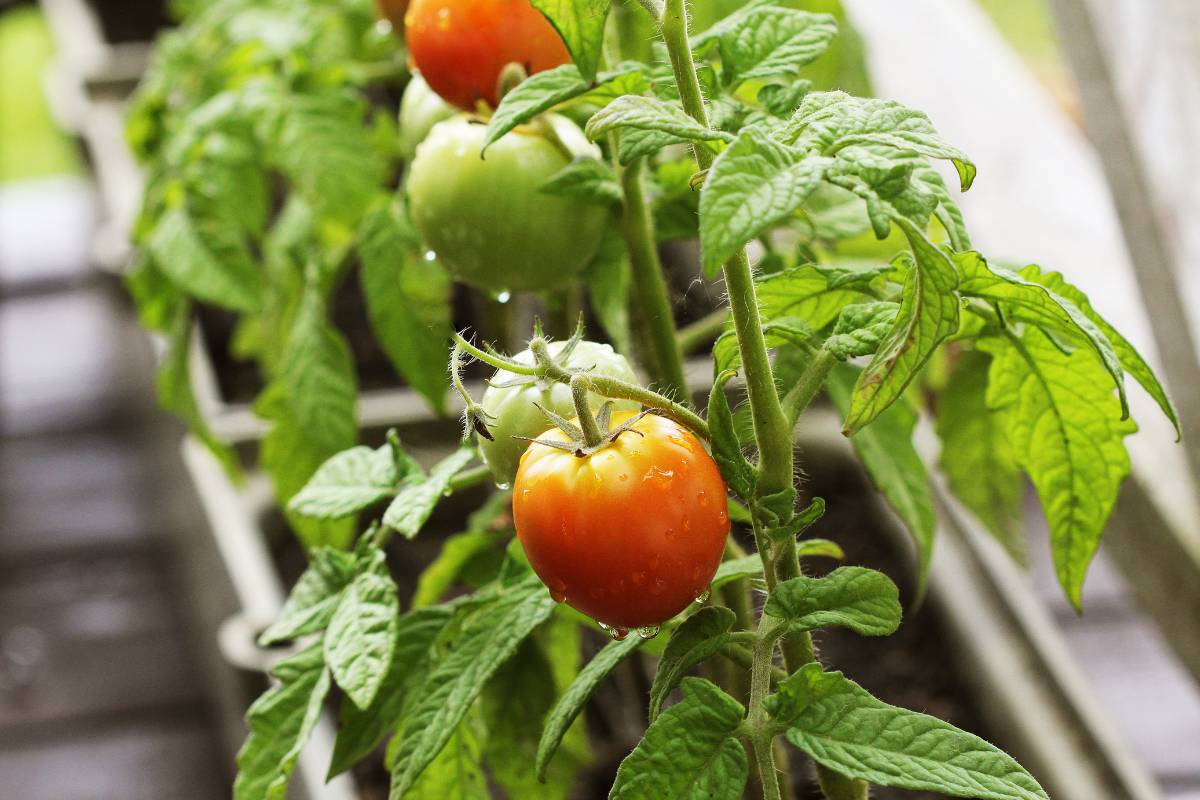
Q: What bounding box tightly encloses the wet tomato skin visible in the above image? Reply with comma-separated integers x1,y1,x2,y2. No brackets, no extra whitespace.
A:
404,0,571,110
513,412,730,630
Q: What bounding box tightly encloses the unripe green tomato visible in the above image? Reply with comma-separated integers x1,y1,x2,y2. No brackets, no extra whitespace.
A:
405,114,608,293
479,340,640,486
397,73,457,162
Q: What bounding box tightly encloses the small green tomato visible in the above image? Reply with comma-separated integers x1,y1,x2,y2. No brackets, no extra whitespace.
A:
479,340,640,486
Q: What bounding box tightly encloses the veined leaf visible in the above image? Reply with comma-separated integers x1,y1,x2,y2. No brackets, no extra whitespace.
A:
609,678,747,800
484,65,642,149
359,202,453,413
825,301,900,359
712,317,813,376
956,252,1127,416
540,157,624,206
648,607,736,721
828,365,937,586
787,91,976,191
708,371,756,499
405,708,488,800
234,645,332,800
936,351,1024,557
413,490,512,608
148,206,265,312
843,219,959,433
388,576,557,798
382,446,476,538
764,566,901,637
530,0,610,81
756,264,879,334
259,548,356,646
328,606,456,777
712,540,844,593
583,225,633,356
769,664,1048,800
585,95,733,164
979,328,1136,609
713,7,837,84
536,635,640,780
699,127,833,275
1019,264,1179,439
324,548,400,710
288,442,404,520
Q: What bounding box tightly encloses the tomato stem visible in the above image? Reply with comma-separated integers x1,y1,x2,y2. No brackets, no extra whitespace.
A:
452,331,536,375
781,348,839,427
570,375,606,448
614,154,690,400
749,616,785,800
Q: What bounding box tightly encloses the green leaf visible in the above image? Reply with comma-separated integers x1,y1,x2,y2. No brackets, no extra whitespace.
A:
324,548,400,710
234,644,332,800
609,678,747,800
288,442,404,520
156,305,240,477
707,371,756,499
936,351,1024,557
389,576,558,798
585,95,733,165
1018,264,1179,439
259,548,356,646
584,225,634,356
536,635,641,781
381,446,476,538
825,301,900,359
756,264,878,333
540,157,624,206
712,541,844,590
699,127,833,275
262,90,383,224
978,328,1136,609
787,91,976,191
648,607,736,721
769,664,1048,800
485,65,640,149
956,252,1127,416
405,708,488,800
828,364,937,586
148,206,265,312
530,0,610,81
329,606,455,777
764,566,901,637
843,220,959,433
713,317,813,376
359,202,453,413
413,491,512,608
484,616,585,800
758,80,813,118
826,146,939,239
713,7,837,85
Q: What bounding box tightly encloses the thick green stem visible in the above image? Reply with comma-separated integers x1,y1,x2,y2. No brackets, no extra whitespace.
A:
749,617,785,800
570,375,604,447
659,0,793,497
616,156,689,400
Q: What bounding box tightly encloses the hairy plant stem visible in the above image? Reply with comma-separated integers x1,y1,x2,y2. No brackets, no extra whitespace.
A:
657,5,859,799
781,348,839,427
615,154,689,400
749,617,785,800
570,375,604,447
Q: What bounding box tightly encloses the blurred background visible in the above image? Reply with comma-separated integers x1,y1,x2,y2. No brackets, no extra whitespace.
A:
0,0,1198,798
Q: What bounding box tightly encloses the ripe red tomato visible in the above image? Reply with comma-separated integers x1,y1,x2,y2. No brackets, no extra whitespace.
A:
404,0,571,110
513,412,730,631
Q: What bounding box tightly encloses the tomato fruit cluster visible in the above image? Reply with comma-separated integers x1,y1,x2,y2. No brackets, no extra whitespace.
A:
404,0,569,110
478,340,640,484
514,411,730,630
405,114,608,293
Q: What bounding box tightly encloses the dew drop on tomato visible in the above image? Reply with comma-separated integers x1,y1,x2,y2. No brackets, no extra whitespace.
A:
694,588,711,604
636,625,661,640
495,481,511,491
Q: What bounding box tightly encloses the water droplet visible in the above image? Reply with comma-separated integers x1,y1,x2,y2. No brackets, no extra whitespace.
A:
495,481,511,491
683,518,691,533
374,18,393,35
694,589,711,604
664,527,676,540
423,250,437,262
718,510,728,524
522,489,530,498
495,290,512,304
442,487,453,497
609,626,629,641
698,491,709,508
550,589,566,603
618,473,628,482
636,625,661,640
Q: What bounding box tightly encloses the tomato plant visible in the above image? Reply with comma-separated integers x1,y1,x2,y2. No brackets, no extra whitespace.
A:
514,410,729,631
124,1,1180,800
404,0,570,109
396,72,457,161
476,338,640,485
406,113,609,292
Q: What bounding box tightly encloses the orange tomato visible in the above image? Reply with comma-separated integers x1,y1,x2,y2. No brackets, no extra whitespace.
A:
513,412,730,631
404,0,571,110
